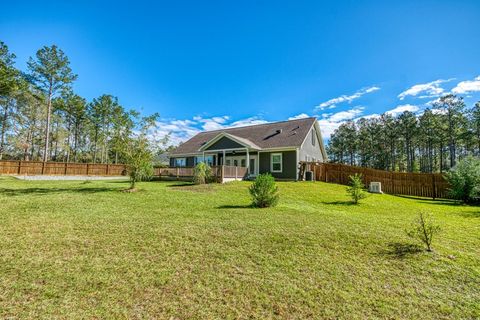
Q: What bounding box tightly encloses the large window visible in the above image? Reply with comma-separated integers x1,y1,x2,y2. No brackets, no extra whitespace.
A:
175,158,186,167
271,153,282,172
195,155,214,166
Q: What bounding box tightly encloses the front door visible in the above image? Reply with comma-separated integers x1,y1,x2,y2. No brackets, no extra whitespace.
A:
249,158,255,175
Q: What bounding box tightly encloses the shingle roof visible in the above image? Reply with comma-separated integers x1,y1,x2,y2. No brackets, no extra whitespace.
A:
170,117,317,155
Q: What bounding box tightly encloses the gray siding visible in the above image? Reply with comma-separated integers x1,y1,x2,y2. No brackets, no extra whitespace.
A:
259,151,297,180
206,137,244,150
299,126,324,162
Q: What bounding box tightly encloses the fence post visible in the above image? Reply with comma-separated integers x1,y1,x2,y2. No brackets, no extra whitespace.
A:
18,161,22,175
86,163,90,175
432,174,436,200
41,161,45,175
221,165,225,183
106,164,109,176
235,166,237,180
64,162,68,175
176,167,179,180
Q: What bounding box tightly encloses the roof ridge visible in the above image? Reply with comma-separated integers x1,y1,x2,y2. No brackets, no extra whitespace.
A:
199,117,316,134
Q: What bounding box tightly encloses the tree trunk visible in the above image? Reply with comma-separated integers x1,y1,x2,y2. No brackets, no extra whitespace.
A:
43,85,53,162
0,100,9,160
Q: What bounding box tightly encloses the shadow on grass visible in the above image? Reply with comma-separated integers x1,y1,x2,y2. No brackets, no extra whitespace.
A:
322,200,356,206
166,182,195,188
217,204,253,209
0,187,120,196
380,242,423,259
393,195,460,206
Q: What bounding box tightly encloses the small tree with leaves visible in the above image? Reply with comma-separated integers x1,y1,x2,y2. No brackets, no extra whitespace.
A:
346,173,367,204
120,114,159,190
249,173,279,208
406,211,441,252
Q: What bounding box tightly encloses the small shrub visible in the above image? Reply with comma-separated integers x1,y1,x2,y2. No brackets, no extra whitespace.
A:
249,173,279,208
406,211,441,252
193,162,212,185
445,156,480,204
346,173,367,204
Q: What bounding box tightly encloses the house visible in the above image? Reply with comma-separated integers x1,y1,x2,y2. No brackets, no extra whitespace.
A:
168,117,327,180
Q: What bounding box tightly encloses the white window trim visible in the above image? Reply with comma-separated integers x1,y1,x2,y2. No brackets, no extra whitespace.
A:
271,153,282,173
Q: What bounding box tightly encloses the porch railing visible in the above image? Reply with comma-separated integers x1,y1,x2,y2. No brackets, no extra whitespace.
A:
154,165,248,182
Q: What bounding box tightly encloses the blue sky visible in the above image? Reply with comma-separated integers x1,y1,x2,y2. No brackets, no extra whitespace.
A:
1,0,480,144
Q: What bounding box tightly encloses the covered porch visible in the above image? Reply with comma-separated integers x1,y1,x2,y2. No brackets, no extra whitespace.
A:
198,132,262,176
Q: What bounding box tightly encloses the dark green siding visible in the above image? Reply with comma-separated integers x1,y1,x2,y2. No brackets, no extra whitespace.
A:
170,156,195,167
259,151,297,180
206,137,244,150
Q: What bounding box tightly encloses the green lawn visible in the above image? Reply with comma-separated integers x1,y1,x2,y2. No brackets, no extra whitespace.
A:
0,177,478,319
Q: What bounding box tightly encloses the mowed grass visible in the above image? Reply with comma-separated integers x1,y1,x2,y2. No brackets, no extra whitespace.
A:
0,177,479,319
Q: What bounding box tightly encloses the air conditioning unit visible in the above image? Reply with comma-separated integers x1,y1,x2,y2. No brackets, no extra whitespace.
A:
369,182,383,193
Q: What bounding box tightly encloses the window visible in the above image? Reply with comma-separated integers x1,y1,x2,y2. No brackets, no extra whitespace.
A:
271,153,282,172
226,159,231,166
195,155,214,166
175,158,186,167
311,129,316,146
241,159,246,167
234,159,238,166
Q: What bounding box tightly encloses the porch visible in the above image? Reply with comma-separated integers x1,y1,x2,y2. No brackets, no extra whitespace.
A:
155,165,249,183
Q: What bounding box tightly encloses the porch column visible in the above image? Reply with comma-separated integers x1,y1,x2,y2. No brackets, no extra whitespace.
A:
223,150,226,165
202,151,205,163
246,148,250,174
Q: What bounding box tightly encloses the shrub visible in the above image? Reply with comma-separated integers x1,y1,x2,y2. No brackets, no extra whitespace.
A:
406,211,441,252
445,156,480,204
193,162,212,185
346,173,367,204
249,173,279,208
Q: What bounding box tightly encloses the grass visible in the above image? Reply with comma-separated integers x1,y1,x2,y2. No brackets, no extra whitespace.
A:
0,177,478,319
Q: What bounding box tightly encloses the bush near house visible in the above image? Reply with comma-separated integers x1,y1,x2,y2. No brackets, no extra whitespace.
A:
249,173,279,208
193,162,213,185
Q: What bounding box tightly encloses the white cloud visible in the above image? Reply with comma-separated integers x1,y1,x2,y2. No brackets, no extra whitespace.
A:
327,107,364,122
398,79,453,100
315,86,380,110
385,104,419,116
149,115,268,146
451,76,480,94
288,113,310,120
318,107,365,138
228,117,269,128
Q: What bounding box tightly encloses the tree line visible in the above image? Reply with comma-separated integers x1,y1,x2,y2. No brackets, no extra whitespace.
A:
328,94,480,173
0,41,168,163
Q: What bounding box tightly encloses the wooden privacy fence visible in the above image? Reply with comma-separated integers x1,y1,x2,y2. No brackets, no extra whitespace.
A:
154,165,248,182
0,160,127,176
300,162,450,199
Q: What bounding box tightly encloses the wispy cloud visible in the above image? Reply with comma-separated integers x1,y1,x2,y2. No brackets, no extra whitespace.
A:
315,86,380,111
288,113,310,120
385,104,419,116
318,107,365,138
451,76,480,94
150,115,268,146
398,79,454,100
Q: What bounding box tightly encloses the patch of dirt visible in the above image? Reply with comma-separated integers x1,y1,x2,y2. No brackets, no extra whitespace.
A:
122,188,139,193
